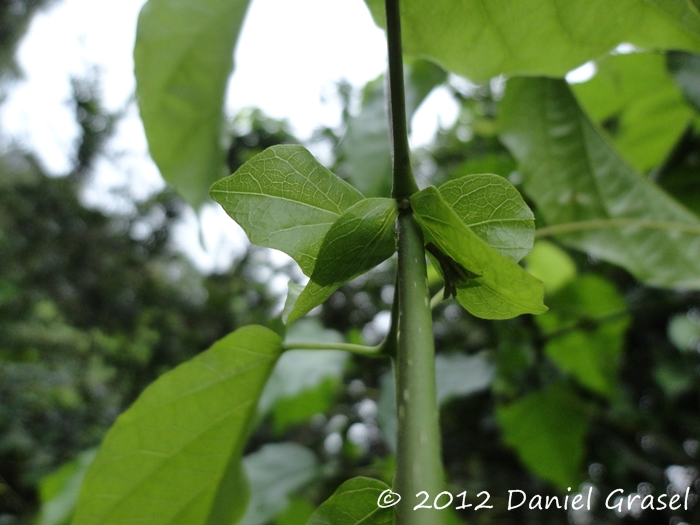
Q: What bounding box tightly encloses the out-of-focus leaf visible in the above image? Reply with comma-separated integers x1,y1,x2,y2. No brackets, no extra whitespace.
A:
668,51,700,112
37,450,96,525
239,443,318,525
438,174,535,262
537,275,630,398
500,77,700,290
306,477,393,525
524,241,577,294
289,199,397,323
340,60,446,198
365,0,700,81
259,319,347,428
572,52,693,172
72,325,283,525
668,312,700,352
435,353,495,405
210,145,363,276
275,497,315,525
134,0,251,207
497,382,589,489
412,186,546,319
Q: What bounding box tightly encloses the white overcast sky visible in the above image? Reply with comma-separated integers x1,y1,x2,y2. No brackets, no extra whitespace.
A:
0,0,462,271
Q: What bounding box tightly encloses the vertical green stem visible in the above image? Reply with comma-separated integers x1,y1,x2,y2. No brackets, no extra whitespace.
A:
394,212,445,525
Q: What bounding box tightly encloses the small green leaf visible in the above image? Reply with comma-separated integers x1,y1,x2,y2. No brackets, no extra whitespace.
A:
288,198,398,323
524,241,577,294
37,450,96,525
537,275,630,398
365,0,700,81
72,325,283,525
239,443,318,525
572,52,693,172
210,145,364,275
134,0,251,207
412,186,546,319
438,174,535,262
500,77,700,290
497,382,589,489
306,477,393,525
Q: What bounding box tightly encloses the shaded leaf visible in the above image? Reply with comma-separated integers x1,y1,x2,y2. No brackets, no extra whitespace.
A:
288,199,398,323
500,77,700,290
134,0,251,207
497,382,589,489
239,443,318,525
572,52,693,172
365,0,700,81
37,450,96,525
412,186,546,319
72,325,283,525
210,145,363,275
537,275,630,398
668,50,700,112
438,174,535,262
306,477,393,525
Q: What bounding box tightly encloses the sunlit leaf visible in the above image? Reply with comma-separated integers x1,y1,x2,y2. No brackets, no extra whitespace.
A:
288,198,398,323
210,145,363,276
497,382,589,489
572,52,693,172
135,0,251,207
500,77,700,290
365,0,700,81
306,477,393,525
524,241,577,294
72,325,283,525
239,443,318,525
412,186,546,319
537,275,630,398
438,174,535,262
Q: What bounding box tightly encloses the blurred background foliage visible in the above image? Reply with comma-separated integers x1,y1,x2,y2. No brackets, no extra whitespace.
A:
1,1,700,525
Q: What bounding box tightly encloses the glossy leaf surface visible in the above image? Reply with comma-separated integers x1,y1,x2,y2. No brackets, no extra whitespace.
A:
438,174,535,262
500,77,700,290
306,477,393,525
412,186,546,319
72,326,283,525
135,0,251,207
573,52,693,172
289,198,398,322
210,145,364,276
497,382,589,489
365,0,700,81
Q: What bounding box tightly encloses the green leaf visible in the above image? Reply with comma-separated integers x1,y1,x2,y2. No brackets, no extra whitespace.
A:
134,0,251,207
572,52,693,172
438,174,535,262
412,186,546,319
275,497,316,525
524,241,577,294
210,145,364,275
500,77,700,290
537,275,630,398
364,0,700,81
668,312,700,352
497,382,589,489
37,450,96,525
668,51,700,112
288,198,398,323
72,325,283,525
306,477,393,525
239,443,318,525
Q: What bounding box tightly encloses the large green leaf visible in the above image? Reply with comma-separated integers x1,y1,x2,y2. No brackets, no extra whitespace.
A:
239,443,318,525
72,325,283,525
497,382,589,489
134,0,251,207
500,77,700,290
537,275,630,398
438,174,534,262
306,477,393,525
210,145,364,276
412,186,546,319
288,198,398,323
572,52,693,172
364,0,700,81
